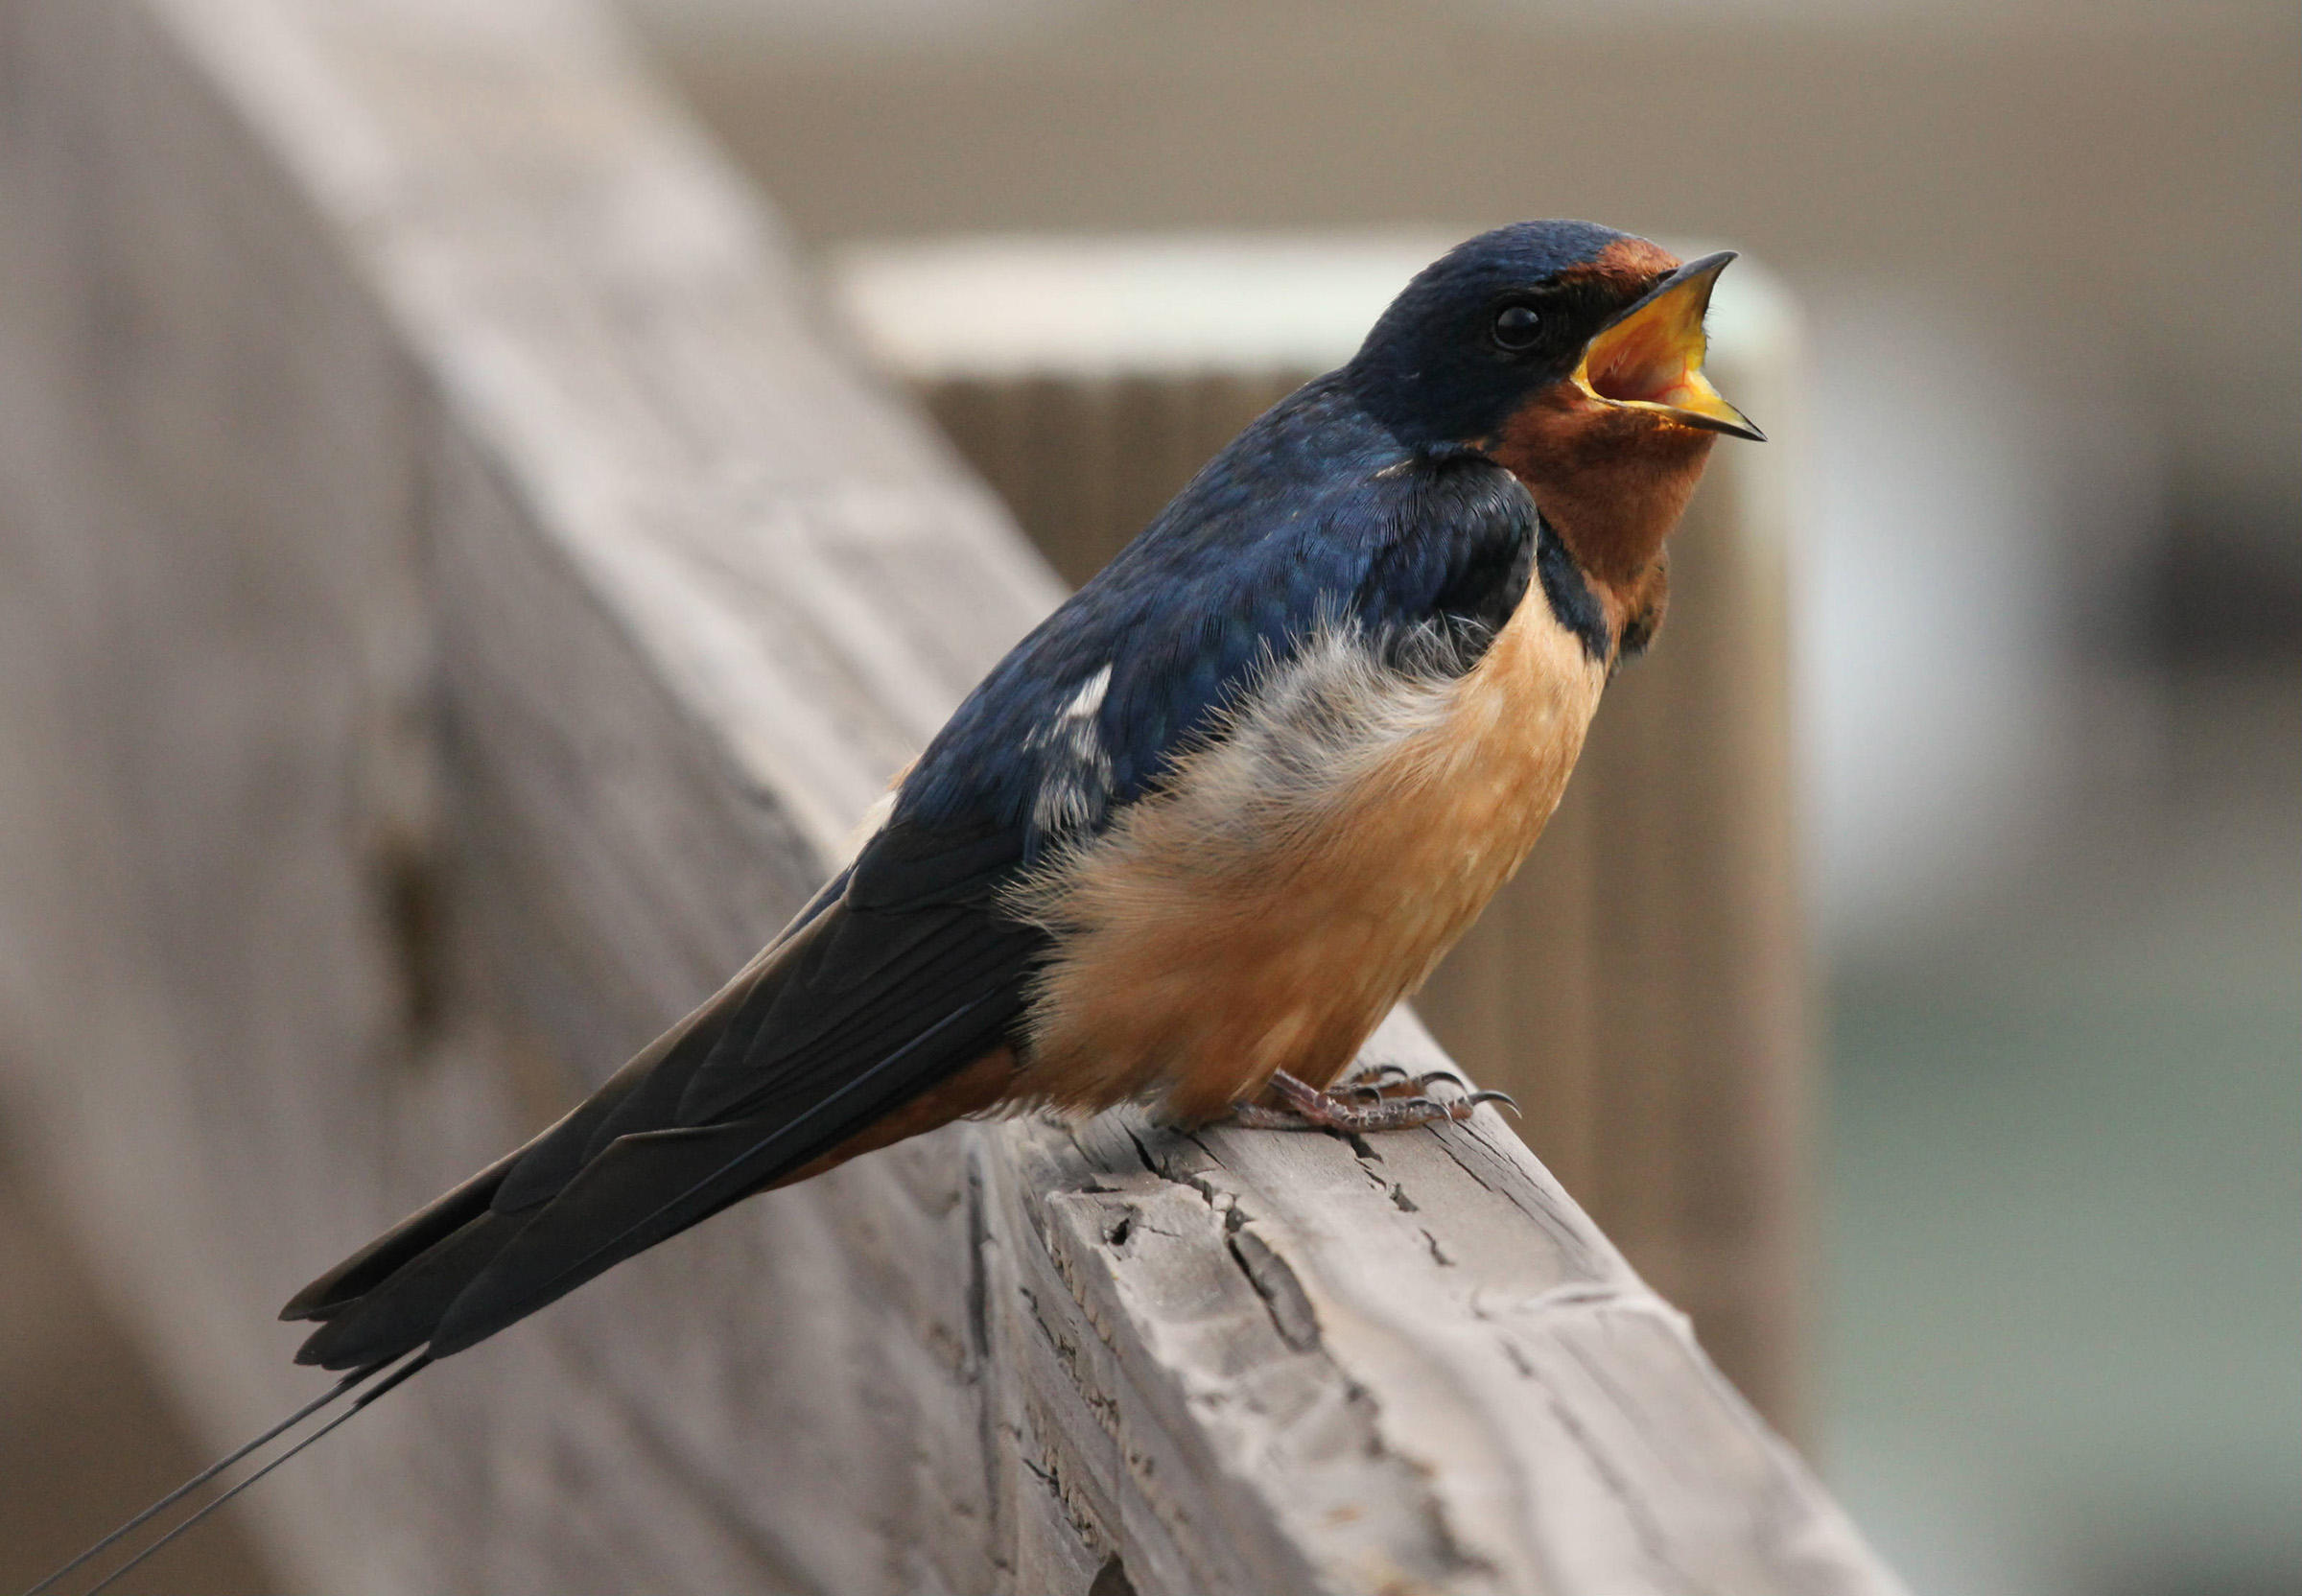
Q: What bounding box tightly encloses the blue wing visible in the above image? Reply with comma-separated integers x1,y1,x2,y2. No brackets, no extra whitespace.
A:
900,373,1536,852
282,372,1538,1370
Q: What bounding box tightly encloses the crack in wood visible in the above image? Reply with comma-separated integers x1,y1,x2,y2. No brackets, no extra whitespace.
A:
1224,1226,1324,1353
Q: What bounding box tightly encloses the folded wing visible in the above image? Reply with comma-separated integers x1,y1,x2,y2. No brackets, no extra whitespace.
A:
281,374,1537,1371
283,819,1039,1369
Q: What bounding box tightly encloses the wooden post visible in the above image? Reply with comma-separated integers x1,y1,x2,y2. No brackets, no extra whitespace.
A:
0,1,1885,1591
836,239,1810,1432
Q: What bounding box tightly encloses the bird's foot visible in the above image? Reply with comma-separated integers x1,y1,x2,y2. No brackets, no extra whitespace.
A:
1229,1068,1517,1134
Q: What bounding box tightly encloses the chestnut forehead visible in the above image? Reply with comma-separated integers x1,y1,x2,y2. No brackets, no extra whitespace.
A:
1553,236,1681,296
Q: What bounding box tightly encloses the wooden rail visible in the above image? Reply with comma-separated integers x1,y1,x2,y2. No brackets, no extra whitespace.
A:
0,0,1896,1591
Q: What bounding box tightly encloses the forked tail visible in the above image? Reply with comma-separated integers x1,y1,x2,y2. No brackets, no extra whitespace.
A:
19,1352,428,1596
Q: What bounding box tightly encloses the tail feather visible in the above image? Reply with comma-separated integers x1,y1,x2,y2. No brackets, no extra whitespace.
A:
427,982,1013,1359
294,1210,523,1369
279,869,1039,1370
489,940,793,1214
278,1148,519,1323
428,1118,787,1359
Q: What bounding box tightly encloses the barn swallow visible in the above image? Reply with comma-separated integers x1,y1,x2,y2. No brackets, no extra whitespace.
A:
33,218,1762,1596
271,221,1760,1376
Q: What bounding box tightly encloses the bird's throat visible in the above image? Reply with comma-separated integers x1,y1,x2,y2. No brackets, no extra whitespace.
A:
1490,390,1717,622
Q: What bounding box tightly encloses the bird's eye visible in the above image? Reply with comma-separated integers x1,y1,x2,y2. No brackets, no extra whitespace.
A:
1491,303,1542,351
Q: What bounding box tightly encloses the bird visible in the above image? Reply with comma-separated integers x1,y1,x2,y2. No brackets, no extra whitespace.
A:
29,218,1759,1595
286,218,1761,1372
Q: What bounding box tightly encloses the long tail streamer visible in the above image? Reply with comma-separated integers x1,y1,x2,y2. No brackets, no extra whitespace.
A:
21,1353,424,1596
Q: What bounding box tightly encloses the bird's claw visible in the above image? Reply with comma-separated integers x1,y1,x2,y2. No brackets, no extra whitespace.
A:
1228,1069,1515,1135
1341,1064,1467,1094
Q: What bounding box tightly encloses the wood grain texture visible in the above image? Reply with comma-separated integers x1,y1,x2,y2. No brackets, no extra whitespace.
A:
0,0,1891,1591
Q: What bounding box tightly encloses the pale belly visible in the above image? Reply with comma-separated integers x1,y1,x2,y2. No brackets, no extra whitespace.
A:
1012,592,1607,1121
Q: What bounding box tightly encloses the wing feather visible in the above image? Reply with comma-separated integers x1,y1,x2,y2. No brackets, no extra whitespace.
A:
285,375,1538,1369
289,820,1040,1370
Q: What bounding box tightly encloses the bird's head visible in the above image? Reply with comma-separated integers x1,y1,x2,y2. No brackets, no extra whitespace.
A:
1349,220,1762,599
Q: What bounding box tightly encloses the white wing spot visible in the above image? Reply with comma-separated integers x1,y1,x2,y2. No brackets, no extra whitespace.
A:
1027,664,1116,834
1064,664,1113,720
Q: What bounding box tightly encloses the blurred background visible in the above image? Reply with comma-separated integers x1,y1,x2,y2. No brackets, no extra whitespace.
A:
4,1,2295,1593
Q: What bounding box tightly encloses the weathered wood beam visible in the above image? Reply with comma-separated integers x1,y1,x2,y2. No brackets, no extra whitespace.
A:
0,0,1900,1591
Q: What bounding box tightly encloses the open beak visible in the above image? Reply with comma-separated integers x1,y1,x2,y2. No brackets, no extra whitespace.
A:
1572,251,1765,441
